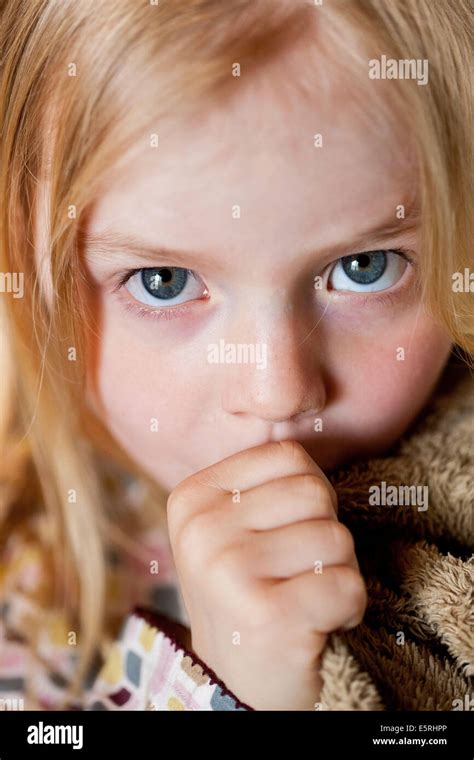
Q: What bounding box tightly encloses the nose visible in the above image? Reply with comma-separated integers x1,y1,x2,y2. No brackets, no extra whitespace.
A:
219,309,326,424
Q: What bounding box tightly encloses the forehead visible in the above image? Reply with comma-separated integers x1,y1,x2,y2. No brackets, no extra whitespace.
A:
86,28,417,266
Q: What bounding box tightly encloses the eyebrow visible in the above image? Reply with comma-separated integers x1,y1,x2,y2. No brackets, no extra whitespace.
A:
79,229,224,270
80,204,421,269
352,203,421,249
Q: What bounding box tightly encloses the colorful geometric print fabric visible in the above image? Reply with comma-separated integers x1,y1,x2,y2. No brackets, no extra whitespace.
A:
86,608,252,711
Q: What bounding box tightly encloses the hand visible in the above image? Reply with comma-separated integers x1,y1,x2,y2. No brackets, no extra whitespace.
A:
167,440,367,710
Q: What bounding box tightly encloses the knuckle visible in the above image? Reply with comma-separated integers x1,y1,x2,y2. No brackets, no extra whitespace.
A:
173,509,213,564
166,488,180,515
166,489,185,540
327,482,339,513
300,473,326,500
337,566,367,611
330,522,355,557
300,475,335,517
166,480,193,524
277,439,308,465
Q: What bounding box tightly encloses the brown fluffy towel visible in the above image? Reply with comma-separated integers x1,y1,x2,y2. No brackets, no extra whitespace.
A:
318,358,473,711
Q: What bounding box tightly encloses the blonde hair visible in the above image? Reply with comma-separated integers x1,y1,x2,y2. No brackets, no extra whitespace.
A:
0,0,472,702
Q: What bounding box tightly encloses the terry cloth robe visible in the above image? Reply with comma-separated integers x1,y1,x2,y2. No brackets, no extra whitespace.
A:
318,360,473,711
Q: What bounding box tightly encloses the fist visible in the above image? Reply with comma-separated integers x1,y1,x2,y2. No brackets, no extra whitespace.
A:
167,440,366,710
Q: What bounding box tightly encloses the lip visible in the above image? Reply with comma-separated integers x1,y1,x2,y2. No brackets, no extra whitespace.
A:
267,414,318,442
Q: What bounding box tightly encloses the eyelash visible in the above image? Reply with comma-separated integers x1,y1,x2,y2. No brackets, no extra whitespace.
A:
111,267,194,292
327,248,415,303
112,267,202,322
113,249,415,320
350,290,399,309
121,299,194,322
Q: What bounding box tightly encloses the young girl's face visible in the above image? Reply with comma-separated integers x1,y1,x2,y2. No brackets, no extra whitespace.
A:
81,42,452,491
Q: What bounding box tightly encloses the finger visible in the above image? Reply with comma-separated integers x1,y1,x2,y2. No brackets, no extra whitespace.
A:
169,441,337,531
236,474,337,531
270,565,367,633
242,520,357,578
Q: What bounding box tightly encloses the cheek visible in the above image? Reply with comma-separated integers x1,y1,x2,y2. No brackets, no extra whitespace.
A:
327,312,452,445
86,305,208,462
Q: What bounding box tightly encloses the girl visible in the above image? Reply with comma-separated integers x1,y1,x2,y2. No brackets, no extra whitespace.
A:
0,0,472,711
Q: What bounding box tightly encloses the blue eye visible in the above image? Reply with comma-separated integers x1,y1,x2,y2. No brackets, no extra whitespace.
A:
125,267,207,307
329,250,408,293
141,267,188,299
342,251,386,284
